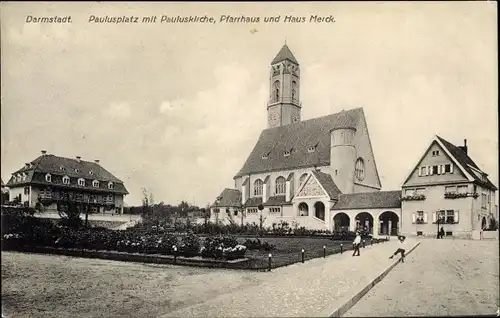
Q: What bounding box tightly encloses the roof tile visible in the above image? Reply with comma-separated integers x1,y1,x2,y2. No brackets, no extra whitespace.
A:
332,190,402,210
235,108,363,178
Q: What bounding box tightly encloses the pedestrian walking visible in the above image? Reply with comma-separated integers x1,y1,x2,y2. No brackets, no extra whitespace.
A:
352,231,361,256
439,227,445,239
389,235,408,263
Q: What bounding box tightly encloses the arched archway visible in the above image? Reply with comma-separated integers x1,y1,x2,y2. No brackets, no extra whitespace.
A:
379,211,400,236
482,216,487,230
298,202,309,216
314,202,325,221
333,212,350,231
355,212,374,234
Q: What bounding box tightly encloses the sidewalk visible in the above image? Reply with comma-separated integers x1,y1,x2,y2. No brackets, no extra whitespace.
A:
161,238,419,317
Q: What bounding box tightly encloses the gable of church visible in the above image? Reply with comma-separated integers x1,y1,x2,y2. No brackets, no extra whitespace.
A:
295,174,328,198
351,110,382,190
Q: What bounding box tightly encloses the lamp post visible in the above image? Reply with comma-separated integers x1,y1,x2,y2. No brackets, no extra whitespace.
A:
436,215,445,239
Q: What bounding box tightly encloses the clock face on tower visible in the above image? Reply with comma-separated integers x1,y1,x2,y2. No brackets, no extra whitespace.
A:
268,111,279,126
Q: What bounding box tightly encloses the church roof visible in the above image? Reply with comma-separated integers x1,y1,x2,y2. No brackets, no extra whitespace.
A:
311,170,342,200
331,190,402,210
436,136,497,190
211,188,242,208
271,44,299,65
263,195,289,206
234,107,363,178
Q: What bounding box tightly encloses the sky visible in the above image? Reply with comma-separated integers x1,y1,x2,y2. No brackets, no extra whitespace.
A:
1,2,498,207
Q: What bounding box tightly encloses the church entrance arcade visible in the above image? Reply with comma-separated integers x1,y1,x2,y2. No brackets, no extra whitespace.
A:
314,202,326,221
378,211,399,236
355,212,374,234
332,212,350,231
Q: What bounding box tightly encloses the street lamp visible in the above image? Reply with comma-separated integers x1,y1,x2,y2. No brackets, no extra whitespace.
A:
436,214,445,239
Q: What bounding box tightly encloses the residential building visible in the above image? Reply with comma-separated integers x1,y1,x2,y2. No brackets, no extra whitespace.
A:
400,136,497,239
5,151,129,214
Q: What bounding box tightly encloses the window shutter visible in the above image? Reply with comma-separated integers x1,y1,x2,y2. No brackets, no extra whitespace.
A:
429,166,433,175
424,212,428,223
418,168,422,177
412,213,416,223
432,212,436,223
437,165,441,174
450,164,454,173
454,210,459,224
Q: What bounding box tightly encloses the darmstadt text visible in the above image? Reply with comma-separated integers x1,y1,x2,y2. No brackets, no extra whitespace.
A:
26,15,72,23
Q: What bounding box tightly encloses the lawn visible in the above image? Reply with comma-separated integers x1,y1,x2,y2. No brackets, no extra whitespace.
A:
235,236,379,269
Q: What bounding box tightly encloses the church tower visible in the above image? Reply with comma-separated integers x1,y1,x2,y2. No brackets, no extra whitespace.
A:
267,44,302,128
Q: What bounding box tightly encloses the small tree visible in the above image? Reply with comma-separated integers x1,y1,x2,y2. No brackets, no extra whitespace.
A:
57,197,83,228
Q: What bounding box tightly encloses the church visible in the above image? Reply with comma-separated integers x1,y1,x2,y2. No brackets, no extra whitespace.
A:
210,44,403,234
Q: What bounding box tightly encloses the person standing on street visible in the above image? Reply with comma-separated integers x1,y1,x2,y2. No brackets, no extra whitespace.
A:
389,235,408,263
352,231,361,256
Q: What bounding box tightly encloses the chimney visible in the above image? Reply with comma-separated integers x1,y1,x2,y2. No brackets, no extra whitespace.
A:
460,139,468,154
94,159,100,164
76,156,81,162
41,150,47,155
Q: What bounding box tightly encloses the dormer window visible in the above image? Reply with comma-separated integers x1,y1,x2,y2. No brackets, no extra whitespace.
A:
59,166,65,171
307,144,318,153
108,182,114,190
262,152,269,159
89,171,94,176
284,148,293,157
78,178,85,186
45,173,52,183
62,176,70,185
74,169,79,173
92,180,99,188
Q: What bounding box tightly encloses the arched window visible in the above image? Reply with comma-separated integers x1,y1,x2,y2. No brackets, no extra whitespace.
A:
253,179,263,196
275,176,286,195
298,202,309,216
292,81,297,101
108,182,114,190
273,80,280,102
62,176,70,185
78,178,85,186
299,173,308,186
92,180,100,188
45,174,52,183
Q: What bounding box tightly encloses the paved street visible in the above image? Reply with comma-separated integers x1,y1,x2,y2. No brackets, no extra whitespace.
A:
161,239,417,317
344,238,499,317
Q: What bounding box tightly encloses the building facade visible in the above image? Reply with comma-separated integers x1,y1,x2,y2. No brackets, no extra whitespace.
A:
399,136,497,239
6,150,129,214
211,44,390,232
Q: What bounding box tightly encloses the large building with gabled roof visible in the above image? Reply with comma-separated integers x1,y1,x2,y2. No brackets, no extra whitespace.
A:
400,135,497,239
211,44,396,232
5,150,128,214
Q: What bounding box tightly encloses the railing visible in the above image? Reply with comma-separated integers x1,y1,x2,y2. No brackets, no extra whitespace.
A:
268,97,301,106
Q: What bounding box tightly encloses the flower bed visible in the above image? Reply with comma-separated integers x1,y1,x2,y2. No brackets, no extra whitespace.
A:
1,213,248,260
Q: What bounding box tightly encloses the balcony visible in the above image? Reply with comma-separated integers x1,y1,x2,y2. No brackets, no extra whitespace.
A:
268,97,301,107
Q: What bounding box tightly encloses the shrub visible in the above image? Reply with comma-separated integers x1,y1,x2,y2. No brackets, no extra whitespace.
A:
178,233,201,257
